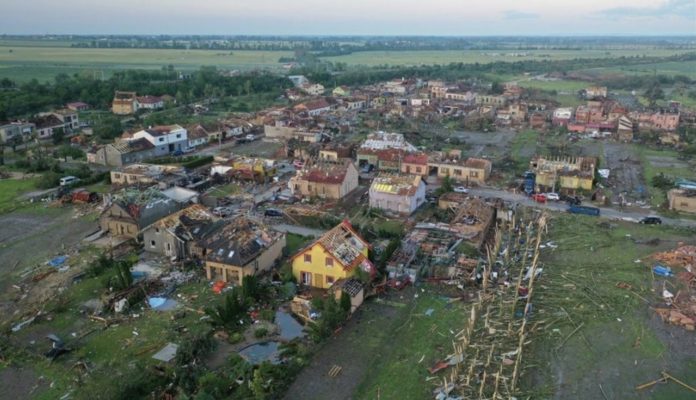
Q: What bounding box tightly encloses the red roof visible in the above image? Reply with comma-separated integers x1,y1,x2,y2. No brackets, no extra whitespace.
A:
359,147,406,162
305,168,347,184
402,152,429,165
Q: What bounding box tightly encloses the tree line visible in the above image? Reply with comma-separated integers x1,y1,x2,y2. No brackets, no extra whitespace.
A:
0,66,292,120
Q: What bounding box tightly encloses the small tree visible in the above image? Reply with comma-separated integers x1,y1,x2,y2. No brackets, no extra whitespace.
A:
339,291,351,313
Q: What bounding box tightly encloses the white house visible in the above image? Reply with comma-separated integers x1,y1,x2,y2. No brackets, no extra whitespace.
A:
132,124,188,154
369,174,426,215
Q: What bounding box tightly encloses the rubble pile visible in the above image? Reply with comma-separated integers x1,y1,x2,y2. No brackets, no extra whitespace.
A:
651,246,696,331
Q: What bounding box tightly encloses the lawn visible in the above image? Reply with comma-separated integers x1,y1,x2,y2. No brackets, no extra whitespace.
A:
321,49,693,67
286,233,311,255
0,177,38,214
0,46,292,82
354,292,469,399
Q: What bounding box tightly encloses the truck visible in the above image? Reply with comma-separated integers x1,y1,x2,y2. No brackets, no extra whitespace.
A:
567,205,600,216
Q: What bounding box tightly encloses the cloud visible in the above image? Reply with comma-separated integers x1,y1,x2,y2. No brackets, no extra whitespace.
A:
503,10,539,20
600,0,696,18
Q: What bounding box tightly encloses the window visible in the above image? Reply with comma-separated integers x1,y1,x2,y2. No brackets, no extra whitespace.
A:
159,138,164,142
176,134,181,139
470,171,479,178
155,228,160,234
301,272,312,285
304,254,312,263
416,167,422,173
454,169,462,176
326,275,335,285
325,257,334,267
150,240,156,248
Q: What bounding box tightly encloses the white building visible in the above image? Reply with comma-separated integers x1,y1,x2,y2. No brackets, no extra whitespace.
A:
132,124,188,154
369,174,426,215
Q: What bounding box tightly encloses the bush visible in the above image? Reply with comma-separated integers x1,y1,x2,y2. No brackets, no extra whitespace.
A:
182,155,214,169
254,328,268,338
228,332,244,344
35,172,61,189
259,309,275,322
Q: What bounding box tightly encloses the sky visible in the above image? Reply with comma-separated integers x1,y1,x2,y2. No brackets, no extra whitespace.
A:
1,0,695,36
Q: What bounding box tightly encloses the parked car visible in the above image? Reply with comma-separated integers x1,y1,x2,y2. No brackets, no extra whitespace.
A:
639,216,662,225
173,150,184,156
531,193,547,203
59,176,80,186
264,208,284,217
245,134,256,141
453,186,469,194
546,192,560,201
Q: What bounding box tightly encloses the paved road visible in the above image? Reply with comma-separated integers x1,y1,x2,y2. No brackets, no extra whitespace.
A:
468,187,696,229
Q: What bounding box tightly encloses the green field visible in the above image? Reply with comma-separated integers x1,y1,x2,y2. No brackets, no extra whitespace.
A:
578,60,696,79
0,177,38,214
0,46,292,81
321,49,693,67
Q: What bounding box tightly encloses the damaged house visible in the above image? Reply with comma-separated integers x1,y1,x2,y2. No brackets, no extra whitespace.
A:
369,174,426,215
141,204,219,259
100,189,181,240
428,150,492,185
356,131,418,171
288,159,359,200
202,218,286,285
530,155,596,193
292,220,375,289
388,196,495,281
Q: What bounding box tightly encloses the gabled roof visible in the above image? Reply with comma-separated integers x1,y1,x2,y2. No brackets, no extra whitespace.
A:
293,220,374,275
370,174,423,197
111,137,154,153
295,160,355,185
402,152,429,165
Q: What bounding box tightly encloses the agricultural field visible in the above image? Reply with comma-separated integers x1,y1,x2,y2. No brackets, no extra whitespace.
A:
577,60,696,79
321,49,693,67
0,46,292,82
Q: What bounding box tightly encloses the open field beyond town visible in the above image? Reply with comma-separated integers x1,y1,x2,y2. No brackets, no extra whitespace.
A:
320,49,694,67
0,46,292,82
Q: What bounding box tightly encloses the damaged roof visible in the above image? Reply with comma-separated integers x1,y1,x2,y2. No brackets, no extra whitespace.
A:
370,174,423,196
294,220,374,274
203,217,281,267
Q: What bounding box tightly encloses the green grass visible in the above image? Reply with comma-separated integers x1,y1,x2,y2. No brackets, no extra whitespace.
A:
286,233,311,255
0,46,292,82
527,213,696,399
580,60,696,79
0,177,39,214
355,292,468,399
515,78,589,93
636,146,695,207
321,49,693,67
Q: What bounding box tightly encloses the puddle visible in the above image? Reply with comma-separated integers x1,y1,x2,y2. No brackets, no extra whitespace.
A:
276,310,305,340
239,341,280,365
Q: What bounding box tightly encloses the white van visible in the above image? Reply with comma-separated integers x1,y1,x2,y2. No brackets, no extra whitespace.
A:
59,176,80,186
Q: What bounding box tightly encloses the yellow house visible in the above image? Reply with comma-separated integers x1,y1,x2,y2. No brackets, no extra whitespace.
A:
292,220,375,289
